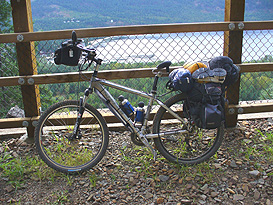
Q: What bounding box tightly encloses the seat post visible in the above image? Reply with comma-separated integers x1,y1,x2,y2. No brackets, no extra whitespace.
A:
151,73,161,94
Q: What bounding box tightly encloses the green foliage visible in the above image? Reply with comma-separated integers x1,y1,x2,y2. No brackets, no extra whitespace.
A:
0,0,12,33
30,0,271,31
0,1,22,118
51,190,70,204
0,146,28,189
240,55,273,101
0,45,22,117
89,172,98,187
241,130,273,165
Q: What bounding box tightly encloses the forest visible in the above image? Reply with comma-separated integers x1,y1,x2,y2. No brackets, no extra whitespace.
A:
30,0,273,31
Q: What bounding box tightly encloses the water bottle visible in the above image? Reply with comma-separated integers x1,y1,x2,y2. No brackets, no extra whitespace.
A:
118,95,134,117
135,101,145,124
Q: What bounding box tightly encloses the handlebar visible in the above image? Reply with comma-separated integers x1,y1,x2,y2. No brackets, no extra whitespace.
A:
70,30,101,64
75,42,102,66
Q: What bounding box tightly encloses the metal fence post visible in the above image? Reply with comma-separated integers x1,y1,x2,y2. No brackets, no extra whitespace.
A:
10,0,40,140
224,0,245,127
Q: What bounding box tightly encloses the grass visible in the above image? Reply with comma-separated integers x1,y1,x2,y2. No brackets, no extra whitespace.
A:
51,190,70,205
89,172,98,187
0,147,26,190
258,130,273,159
0,143,65,190
121,145,155,176
241,130,273,164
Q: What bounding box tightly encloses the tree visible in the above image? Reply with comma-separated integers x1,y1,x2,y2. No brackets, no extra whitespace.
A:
0,1,22,118
0,0,12,33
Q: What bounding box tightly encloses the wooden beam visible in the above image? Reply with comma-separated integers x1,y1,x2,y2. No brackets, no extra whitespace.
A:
1,102,272,130
228,102,273,115
243,21,273,30
239,63,273,73
1,63,272,87
1,21,269,44
0,66,177,86
1,21,272,44
0,117,31,129
224,0,245,127
11,0,40,140
0,22,230,43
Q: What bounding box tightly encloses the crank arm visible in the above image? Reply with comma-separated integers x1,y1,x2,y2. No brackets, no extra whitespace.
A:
139,134,157,160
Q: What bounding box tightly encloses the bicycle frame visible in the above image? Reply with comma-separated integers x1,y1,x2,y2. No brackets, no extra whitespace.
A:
73,62,188,157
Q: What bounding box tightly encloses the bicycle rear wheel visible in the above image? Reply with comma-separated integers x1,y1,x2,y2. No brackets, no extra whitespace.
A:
153,93,224,165
35,100,109,173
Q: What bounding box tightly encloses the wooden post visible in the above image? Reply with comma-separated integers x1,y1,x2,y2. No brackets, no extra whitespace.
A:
10,0,40,140
224,0,245,127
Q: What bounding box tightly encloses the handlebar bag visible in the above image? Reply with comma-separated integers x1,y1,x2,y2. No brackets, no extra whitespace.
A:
54,41,82,66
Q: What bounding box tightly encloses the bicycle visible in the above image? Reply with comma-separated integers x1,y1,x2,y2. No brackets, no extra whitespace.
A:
35,31,224,173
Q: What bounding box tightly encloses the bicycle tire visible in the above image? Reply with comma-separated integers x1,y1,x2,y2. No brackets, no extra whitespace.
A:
35,100,109,173
153,93,224,165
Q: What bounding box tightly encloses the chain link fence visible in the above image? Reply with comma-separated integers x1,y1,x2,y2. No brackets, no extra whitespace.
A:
0,30,272,119
241,30,273,103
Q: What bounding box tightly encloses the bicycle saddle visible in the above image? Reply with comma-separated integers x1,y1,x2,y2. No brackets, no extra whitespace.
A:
153,61,172,73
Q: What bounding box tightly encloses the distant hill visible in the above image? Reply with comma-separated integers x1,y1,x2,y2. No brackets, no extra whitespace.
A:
30,0,272,31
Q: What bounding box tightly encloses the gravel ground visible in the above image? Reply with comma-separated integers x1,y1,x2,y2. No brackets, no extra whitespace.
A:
0,119,272,205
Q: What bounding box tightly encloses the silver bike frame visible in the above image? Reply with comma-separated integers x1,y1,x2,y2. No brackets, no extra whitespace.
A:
86,76,186,138
79,62,188,158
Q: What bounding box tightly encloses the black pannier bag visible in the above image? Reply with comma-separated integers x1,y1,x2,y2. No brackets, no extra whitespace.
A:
166,56,240,129
186,82,225,129
54,40,82,66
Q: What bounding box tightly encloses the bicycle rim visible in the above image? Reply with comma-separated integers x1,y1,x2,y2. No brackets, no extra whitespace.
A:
35,101,109,173
153,93,224,165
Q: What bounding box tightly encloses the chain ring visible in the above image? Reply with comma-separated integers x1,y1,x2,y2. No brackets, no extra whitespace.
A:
130,127,151,146
130,133,145,146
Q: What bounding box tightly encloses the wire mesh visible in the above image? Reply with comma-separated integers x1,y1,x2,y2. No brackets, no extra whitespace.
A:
0,29,272,119
0,42,23,118
240,30,273,104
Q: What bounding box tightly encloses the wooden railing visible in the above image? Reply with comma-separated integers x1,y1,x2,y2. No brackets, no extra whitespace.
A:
1,21,273,44
0,0,272,139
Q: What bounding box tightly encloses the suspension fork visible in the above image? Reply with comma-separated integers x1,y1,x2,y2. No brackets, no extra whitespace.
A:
71,61,100,140
71,88,91,140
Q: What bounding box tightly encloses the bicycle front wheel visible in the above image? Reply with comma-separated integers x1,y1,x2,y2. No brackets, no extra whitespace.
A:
153,93,224,165
35,100,109,173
